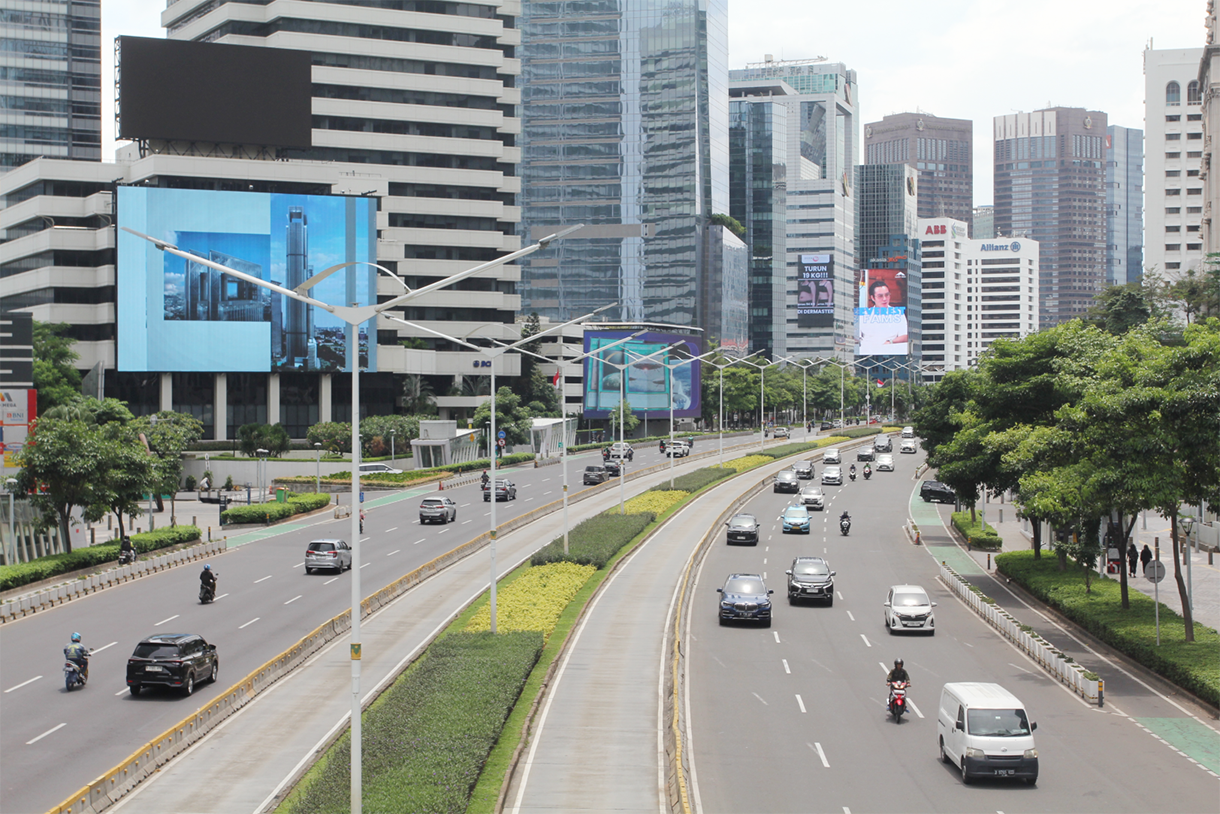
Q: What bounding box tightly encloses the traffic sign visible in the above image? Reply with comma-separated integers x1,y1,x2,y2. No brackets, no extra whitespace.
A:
498,438,506,447
1144,560,1166,583
558,442,564,449
498,430,506,439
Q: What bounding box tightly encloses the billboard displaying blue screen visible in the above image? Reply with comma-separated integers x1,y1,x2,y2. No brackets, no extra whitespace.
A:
117,187,377,373
582,331,702,419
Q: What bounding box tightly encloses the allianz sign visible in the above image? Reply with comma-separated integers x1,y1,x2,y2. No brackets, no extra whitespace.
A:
980,241,1021,252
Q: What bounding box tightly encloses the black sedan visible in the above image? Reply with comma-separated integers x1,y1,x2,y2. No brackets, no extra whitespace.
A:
126,633,219,697
717,574,774,626
773,470,800,493
724,513,760,545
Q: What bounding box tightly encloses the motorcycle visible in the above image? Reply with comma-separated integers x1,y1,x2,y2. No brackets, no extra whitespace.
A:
839,517,851,536
118,547,136,566
849,469,856,482
863,467,872,480
64,658,89,691
200,574,218,604
888,681,909,723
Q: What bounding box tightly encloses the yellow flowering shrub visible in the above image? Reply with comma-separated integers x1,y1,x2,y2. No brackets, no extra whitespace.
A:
720,455,771,472
464,562,596,633
622,490,689,516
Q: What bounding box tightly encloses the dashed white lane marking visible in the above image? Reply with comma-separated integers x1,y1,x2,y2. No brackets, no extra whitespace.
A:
27,723,66,745
1009,662,1032,674
752,692,768,706
846,611,855,622
214,593,229,601
5,676,41,693
387,549,400,556
438,528,450,534
238,618,259,629
384,526,398,533
782,659,791,674
462,520,472,525
323,577,339,585
413,539,425,545
807,741,829,768
772,631,781,643
154,615,179,627
114,688,129,696
254,575,272,584
459,503,471,507
908,699,925,719
292,563,304,568
544,491,553,496
796,694,807,713
284,595,301,605
360,563,370,569
836,590,843,600
860,634,872,648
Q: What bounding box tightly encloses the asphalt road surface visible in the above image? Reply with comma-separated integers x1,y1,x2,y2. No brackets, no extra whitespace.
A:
686,451,1220,813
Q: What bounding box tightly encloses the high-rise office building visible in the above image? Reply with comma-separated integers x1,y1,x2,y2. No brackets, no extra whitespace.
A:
993,107,1108,329
854,163,922,362
729,57,858,361
864,112,973,233
516,0,730,329
973,205,995,239
918,217,1039,376
1145,47,1205,277
1106,125,1144,286
2,1,524,437
729,92,788,356
1201,7,1220,256
1,0,102,173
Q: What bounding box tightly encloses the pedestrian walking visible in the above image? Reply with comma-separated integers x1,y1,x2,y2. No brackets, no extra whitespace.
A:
1127,542,1138,577
1140,543,1153,574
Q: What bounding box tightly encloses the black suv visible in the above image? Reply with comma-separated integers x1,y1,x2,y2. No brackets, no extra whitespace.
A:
919,480,956,504
786,557,836,605
126,633,218,697
724,513,760,545
856,447,875,462
773,470,800,493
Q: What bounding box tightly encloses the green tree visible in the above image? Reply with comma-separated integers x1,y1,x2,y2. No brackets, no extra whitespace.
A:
399,374,436,415
237,423,291,457
32,321,83,412
87,427,156,542
307,421,351,455
360,414,421,458
14,418,107,551
606,397,639,436
133,410,204,521
471,386,532,445
1086,282,1152,335
709,213,746,238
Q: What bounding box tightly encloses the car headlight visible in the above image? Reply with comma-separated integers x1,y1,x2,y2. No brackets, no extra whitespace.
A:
1024,748,1038,759
760,599,772,608
720,600,733,609
965,747,985,759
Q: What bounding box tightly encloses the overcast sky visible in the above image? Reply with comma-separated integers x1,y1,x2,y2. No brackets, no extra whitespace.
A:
102,0,1207,204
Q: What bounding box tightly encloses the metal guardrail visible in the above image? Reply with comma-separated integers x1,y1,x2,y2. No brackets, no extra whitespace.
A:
937,561,1102,705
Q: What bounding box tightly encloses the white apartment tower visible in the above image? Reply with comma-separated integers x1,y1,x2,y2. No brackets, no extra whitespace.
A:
918,217,1039,376
1145,47,1206,278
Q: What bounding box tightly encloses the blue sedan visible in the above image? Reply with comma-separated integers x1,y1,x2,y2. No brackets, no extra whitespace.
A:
780,504,811,534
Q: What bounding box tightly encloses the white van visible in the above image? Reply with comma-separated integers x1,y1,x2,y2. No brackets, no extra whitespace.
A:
937,683,1038,785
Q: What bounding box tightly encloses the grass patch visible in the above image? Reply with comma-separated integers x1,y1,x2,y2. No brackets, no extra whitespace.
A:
996,550,1220,707
622,490,689,516
951,510,1002,549
649,466,732,494
717,455,772,472
0,525,202,592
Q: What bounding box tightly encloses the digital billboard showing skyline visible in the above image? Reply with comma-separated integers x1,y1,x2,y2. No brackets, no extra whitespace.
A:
582,331,703,419
855,267,909,356
118,188,377,373
796,254,834,328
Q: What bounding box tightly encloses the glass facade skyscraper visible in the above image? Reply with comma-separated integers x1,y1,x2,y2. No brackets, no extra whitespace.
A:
1,0,102,172
1106,125,1144,286
517,0,730,327
854,163,922,360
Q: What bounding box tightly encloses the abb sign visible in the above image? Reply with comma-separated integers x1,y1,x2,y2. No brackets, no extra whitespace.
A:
925,224,948,235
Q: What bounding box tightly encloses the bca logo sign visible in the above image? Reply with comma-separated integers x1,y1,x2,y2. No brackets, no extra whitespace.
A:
924,224,947,235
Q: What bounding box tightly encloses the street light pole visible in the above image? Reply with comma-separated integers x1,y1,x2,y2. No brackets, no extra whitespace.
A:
653,348,715,488
701,351,760,468
389,430,395,470
124,221,586,814
314,443,322,493
256,448,269,503
738,356,771,452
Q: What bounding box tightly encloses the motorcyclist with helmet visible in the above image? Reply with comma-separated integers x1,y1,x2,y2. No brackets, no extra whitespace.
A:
200,563,217,601
849,463,857,481
64,632,91,682
886,658,910,685
863,462,872,479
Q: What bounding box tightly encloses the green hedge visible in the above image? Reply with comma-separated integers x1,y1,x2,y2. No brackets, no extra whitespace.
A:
0,525,202,592
648,466,732,494
281,631,543,814
530,512,654,569
835,426,883,439
996,550,1220,708
951,510,1003,549
221,492,332,525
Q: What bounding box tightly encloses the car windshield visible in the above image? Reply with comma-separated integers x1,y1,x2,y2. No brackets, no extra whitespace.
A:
310,543,336,552
825,467,840,474
729,517,756,528
784,507,806,517
132,643,184,659
893,592,929,607
967,708,1031,737
586,467,602,472
725,578,765,594
793,562,828,576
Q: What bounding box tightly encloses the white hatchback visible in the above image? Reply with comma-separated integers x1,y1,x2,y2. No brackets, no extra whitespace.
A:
884,584,936,635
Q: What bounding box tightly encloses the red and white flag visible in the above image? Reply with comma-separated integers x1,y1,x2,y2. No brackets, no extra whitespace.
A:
552,369,562,388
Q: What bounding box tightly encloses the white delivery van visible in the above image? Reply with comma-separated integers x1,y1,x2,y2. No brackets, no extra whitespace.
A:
937,683,1038,785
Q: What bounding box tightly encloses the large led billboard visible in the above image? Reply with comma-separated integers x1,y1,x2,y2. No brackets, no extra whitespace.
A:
855,268,909,356
118,187,377,373
582,332,703,419
796,254,834,328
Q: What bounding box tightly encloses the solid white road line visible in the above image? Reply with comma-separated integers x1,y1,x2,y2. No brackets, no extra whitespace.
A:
238,618,259,629
154,615,179,627
860,634,872,647
796,694,806,713
284,595,302,605
5,676,41,693
27,723,66,745
254,575,272,584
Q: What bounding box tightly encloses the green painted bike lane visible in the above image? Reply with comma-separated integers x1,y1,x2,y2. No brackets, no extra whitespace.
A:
908,485,1220,777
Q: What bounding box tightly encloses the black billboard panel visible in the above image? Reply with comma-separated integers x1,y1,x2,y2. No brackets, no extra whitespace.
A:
118,37,312,149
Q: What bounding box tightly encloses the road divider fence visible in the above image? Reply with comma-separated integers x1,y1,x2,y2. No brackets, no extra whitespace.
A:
937,561,1102,705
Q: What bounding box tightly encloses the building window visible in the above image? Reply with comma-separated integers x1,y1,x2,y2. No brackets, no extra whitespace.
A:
1188,80,1201,104
1166,152,1181,159
1188,188,1202,195
1167,81,1181,105
1166,262,1181,269
1166,114,1181,122
1188,151,1203,158
1187,243,1202,251
1188,132,1202,140
1187,224,1201,232
1188,113,1202,121
1165,244,1180,251
1166,133,1181,141
1187,206,1202,214
1188,169,1200,177
1166,207,1181,214
1166,225,1181,232
1166,170,1181,177
1166,189,1182,196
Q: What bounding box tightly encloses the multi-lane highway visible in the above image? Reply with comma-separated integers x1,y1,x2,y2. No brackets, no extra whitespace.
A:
685,450,1219,812
0,434,764,814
